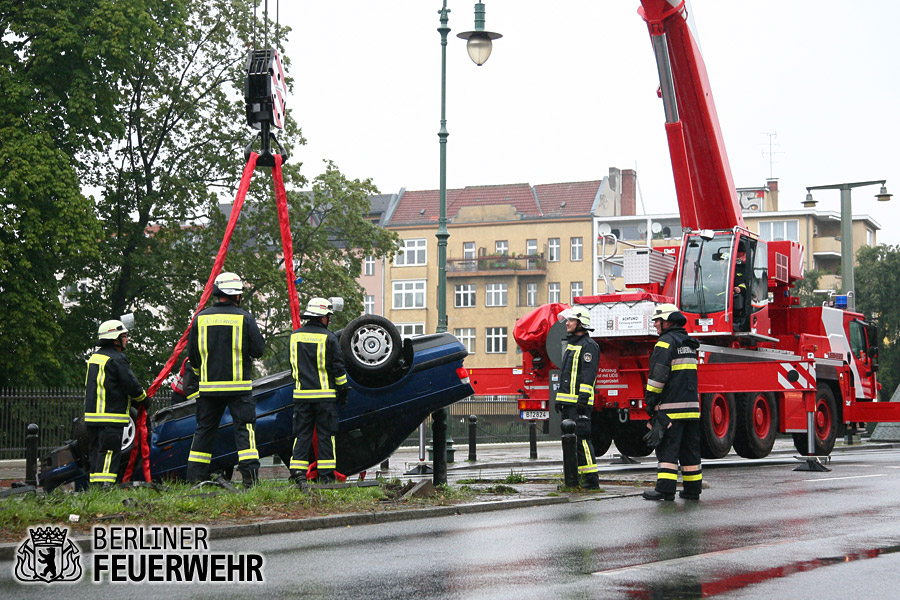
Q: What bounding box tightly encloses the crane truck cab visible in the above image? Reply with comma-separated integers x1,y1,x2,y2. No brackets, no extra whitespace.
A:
677,230,770,340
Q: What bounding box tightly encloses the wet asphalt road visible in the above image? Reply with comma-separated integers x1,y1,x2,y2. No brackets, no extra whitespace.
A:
3,447,900,598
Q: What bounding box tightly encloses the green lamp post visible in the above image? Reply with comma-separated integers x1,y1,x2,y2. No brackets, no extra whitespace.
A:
431,1,501,486
803,180,891,312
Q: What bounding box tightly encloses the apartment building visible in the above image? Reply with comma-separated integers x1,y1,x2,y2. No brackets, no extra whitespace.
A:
359,175,880,369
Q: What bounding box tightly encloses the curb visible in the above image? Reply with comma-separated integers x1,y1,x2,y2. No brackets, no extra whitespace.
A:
0,496,569,562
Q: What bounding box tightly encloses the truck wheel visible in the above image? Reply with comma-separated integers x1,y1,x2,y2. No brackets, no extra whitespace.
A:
340,315,402,377
700,393,735,459
590,412,613,457
612,420,653,457
733,392,778,459
791,385,839,455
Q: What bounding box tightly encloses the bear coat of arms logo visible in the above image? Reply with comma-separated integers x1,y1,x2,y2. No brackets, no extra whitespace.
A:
14,526,83,584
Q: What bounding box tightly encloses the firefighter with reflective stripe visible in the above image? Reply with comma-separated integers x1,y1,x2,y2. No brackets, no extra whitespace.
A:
186,272,265,488
554,306,600,489
642,303,703,501
288,297,349,484
84,320,146,487
170,357,199,405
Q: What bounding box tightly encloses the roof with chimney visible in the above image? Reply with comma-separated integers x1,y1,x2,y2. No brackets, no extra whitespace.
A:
384,180,605,227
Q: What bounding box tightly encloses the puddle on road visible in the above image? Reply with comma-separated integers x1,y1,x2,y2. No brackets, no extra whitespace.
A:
613,543,900,598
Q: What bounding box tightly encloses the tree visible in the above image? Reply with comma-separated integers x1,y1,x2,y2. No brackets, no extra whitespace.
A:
855,244,900,400
188,160,400,376
792,269,828,308
0,0,147,385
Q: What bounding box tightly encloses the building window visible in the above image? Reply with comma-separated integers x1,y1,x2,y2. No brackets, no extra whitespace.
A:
570,281,583,301
363,256,375,276
526,239,537,256
570,236,583,261
395,238,427,266
758,220,799,242
548,282,560,303
392,280,426,309
495,240,508,256
526,282,538,307
454,328,476,354
867,228,875,246
485,327,508,353
548,238,560,262
364,295,375,314
455,284,476,308
486,283,507,307
397,323,425,338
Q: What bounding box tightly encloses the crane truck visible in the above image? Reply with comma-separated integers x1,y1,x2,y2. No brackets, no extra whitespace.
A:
468,0,896,460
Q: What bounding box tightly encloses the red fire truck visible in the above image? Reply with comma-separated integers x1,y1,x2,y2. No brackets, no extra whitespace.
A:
468,0,896,460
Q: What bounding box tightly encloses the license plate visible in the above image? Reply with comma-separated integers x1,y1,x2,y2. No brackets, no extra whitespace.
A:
521,410,549,420
697,318,714,325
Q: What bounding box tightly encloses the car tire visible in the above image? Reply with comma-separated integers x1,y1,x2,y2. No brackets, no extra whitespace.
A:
340,315,402,378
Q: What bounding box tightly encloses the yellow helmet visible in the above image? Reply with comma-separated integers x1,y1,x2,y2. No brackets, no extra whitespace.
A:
213,272,243,297
303,297,334,317
98,319,128,341
558,306,593,331
652,303,682,322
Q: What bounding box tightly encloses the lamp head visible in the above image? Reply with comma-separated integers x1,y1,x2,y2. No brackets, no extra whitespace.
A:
876,185,892,202
457,2,502,66
803,190,817,208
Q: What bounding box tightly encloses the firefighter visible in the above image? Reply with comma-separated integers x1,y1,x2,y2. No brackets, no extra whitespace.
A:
84,320,147,487
554,306,600,489
186,272,265,488
642,303,702,501
733,250,749,331
288,297,349,484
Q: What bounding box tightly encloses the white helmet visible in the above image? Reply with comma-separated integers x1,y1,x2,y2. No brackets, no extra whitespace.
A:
651,303,682,322
558,306,593,331
303,297,334,318
98,319,128,341
213,272,243,297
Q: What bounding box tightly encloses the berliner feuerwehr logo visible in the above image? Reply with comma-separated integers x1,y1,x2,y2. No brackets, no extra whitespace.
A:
14,526,83,584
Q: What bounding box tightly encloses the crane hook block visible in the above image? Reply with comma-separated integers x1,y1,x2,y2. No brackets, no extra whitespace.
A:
244,48,287,130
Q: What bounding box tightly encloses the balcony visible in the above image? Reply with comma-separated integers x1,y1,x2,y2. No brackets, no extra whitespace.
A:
812,235,842,257
446,254,547,277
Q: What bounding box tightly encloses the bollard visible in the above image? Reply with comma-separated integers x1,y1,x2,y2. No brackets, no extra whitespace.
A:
432,408,448,486
529,420,538,459
468,415,477,461
25,423,39,487
561,419,579,488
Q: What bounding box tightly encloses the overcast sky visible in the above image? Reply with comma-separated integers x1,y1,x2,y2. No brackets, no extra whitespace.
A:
277,1,899,244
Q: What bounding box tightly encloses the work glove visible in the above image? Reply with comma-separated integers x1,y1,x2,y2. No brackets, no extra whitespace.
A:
337,387,349,408
554,402,564,414
642,412,670,449
644,398,657,417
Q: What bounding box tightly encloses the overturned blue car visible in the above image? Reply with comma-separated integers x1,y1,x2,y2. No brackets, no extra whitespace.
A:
39,315,473,491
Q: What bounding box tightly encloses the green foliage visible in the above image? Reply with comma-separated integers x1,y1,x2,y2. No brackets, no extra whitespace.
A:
502,471,527,484
855,244,900,399
793,269,830,308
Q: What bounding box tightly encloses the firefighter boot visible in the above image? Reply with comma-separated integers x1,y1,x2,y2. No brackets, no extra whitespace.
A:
642,489,675,501
680,467,702,500
242,467,259,489
582,474,600,490
289,470,308,485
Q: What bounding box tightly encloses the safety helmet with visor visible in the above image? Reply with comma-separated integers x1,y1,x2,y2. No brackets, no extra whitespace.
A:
303,297,335,318
651,303,683,323
98,319,128,342
558,306,593,331
212,272,243,297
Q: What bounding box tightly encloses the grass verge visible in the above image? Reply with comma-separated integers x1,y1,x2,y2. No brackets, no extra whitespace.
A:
0,479,474,544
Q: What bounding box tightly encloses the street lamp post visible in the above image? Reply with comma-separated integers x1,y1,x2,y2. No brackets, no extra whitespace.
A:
803,180,891,312
431,1,501,486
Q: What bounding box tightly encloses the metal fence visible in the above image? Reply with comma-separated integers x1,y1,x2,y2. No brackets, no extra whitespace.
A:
0,389,547,460
0,387,172,460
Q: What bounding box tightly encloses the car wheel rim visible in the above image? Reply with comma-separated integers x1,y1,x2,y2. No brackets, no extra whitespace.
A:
711,394,729,438
351,325,393,366
752,395,770,439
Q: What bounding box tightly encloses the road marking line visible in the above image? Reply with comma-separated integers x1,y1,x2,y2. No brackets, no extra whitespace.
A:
803,474,887,482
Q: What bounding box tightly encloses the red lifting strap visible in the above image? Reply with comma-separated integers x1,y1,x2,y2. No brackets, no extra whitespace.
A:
125,151,302,482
